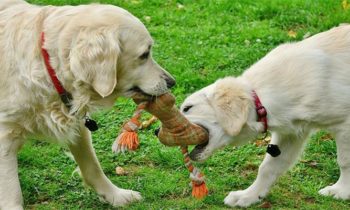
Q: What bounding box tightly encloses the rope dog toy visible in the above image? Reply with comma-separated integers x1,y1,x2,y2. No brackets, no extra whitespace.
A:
112,93,209,199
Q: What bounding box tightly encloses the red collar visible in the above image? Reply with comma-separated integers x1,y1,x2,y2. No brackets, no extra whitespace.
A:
40,32,72,108
252,90,268,133
40,33,99,131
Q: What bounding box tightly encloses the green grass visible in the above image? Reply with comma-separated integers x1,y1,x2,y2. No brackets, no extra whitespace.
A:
23,0,350,209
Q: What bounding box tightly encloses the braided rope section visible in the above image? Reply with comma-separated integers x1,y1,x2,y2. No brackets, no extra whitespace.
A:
181,146,209,199
112,103,147,153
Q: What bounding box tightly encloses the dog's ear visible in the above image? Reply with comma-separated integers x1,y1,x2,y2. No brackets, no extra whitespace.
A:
210,78,251,136
70,28,120,97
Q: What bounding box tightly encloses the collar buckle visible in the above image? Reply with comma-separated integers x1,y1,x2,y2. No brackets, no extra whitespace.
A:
59,92,73,109
256,106,267,118
252,90,268,133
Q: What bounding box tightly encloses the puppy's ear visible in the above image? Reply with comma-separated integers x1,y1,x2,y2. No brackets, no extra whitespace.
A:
70,28,120,97
210,78,252,136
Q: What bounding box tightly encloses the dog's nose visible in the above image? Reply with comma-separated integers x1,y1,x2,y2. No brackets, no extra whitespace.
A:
165,77,176,88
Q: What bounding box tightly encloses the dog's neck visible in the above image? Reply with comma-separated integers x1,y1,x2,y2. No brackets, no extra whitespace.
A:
247,86,281,157
252,90,268,133
40,32,98,132
41,32,73,109
233,77,267,134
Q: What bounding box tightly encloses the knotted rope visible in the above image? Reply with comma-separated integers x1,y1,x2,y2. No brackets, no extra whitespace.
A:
181,146,208,199
112,103,146,153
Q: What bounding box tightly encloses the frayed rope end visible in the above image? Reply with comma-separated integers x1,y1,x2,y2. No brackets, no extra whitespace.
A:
116,131,139,151
114,103,147,152
192,181,209,199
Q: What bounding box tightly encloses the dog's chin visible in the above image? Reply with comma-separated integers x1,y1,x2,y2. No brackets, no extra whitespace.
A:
124,86,154,101
126,86,169,100
188,124,210,162
187,122,230,162
189,141,209,162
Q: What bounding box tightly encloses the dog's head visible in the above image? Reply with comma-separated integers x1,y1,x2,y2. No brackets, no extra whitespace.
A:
181,77,260,162
65,5,175,110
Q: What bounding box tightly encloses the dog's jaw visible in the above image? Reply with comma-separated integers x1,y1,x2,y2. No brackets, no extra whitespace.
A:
185,118,232,162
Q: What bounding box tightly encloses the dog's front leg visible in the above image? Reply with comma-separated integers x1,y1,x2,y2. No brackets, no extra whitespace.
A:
68,127,141,207
319,128,350,199
0,132,24,210
224,132,307,208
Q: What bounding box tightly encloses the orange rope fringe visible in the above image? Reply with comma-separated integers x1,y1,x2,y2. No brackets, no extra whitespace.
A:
116,131,139,151
192,181,209,199
113,103,146,152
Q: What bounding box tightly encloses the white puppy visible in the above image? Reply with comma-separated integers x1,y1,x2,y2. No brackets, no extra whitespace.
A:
181,25,350,207
0,0,175,209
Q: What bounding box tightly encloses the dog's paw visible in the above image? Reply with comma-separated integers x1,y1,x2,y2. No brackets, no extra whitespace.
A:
319,184,350,200
98,187,142,207
224,190,261,207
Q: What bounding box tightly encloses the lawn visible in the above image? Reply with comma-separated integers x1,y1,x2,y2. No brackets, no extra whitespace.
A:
23,0,350,209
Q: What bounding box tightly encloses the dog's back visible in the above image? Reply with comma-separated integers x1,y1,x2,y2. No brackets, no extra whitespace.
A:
242,24,350,128
0,0,27,11
304,24,350,63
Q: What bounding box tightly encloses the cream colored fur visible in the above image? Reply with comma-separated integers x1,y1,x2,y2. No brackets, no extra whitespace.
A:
0,1,175,209
181,25,350,207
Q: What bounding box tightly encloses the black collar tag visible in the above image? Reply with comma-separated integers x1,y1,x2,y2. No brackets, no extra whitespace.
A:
85,117,98,131
59,93,99,132
266,144,281,157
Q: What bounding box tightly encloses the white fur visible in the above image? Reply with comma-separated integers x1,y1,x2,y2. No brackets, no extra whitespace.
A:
181,25,350,207
0,1,174,209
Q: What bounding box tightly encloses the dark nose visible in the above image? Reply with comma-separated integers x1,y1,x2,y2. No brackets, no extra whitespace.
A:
165,77,176,89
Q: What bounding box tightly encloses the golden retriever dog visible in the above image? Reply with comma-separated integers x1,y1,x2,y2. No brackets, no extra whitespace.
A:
0,0,175,209
181,25,350,207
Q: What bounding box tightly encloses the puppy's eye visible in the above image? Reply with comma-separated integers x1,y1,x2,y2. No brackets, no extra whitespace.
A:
139,51,150,60
183,105,193,113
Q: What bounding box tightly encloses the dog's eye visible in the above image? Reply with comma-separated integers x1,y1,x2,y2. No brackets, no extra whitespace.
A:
139,51,150,60
183,105,193,113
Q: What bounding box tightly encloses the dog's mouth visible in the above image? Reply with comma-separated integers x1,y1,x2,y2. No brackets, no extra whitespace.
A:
189,141,209,161
128,86,155,101
189,124,210,161
129,86,151,96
